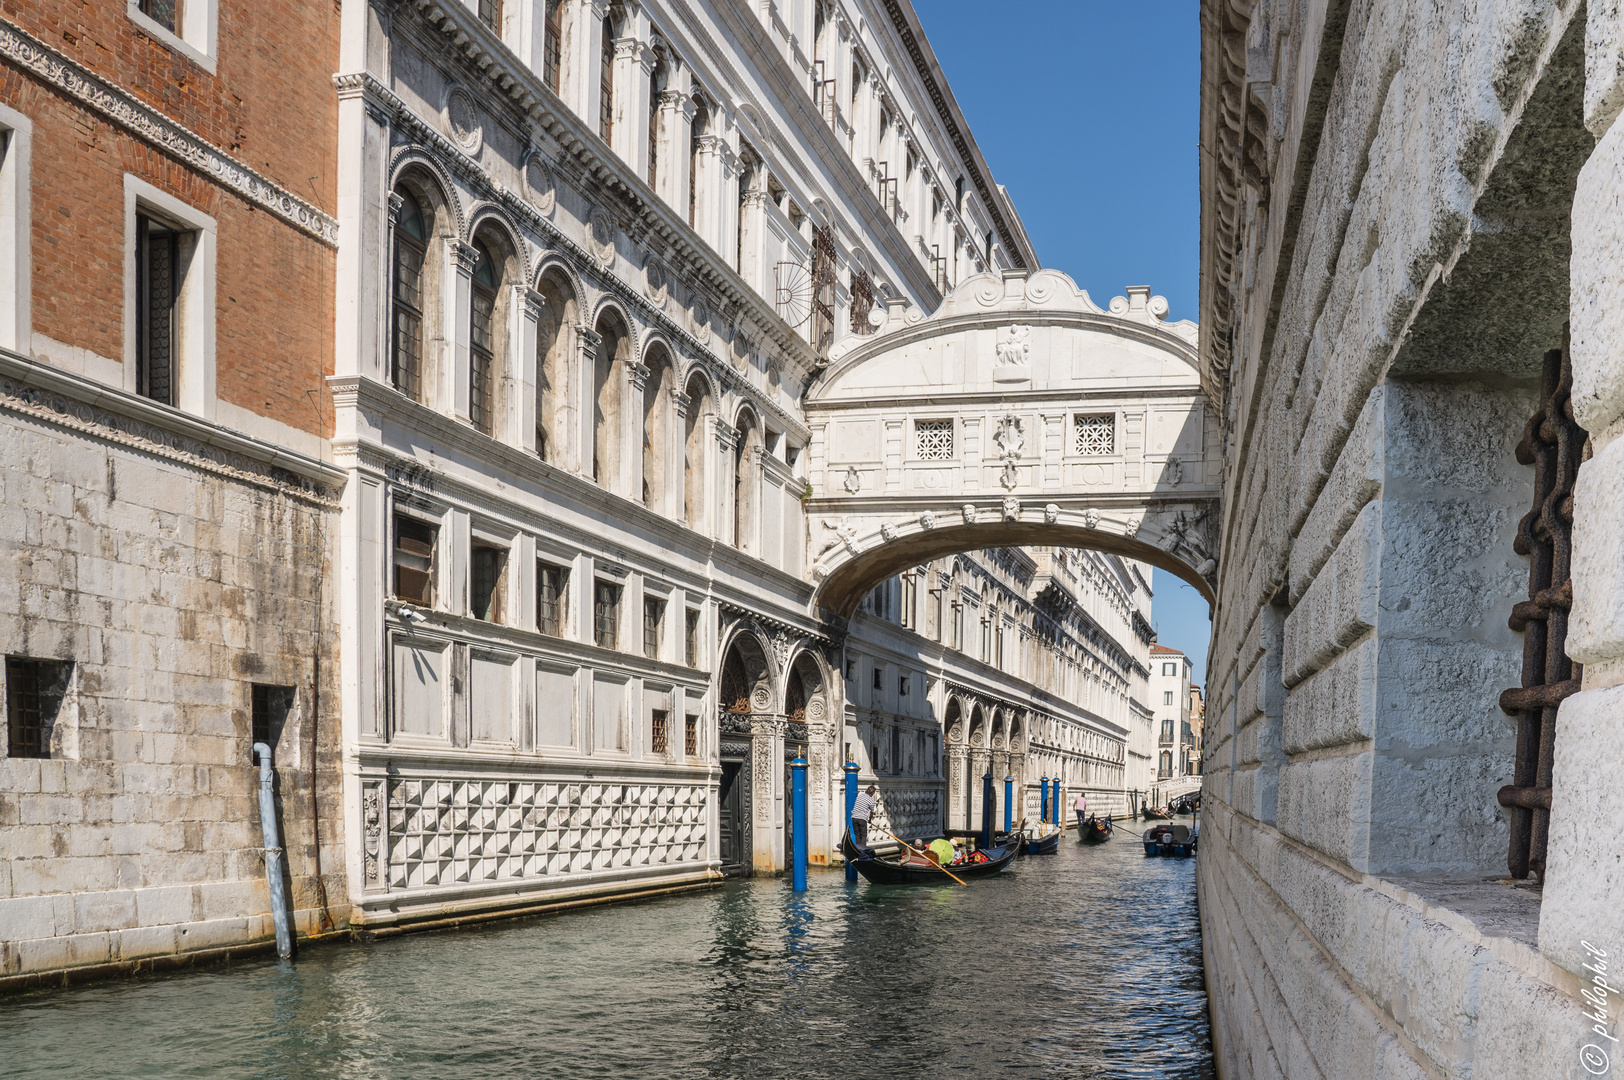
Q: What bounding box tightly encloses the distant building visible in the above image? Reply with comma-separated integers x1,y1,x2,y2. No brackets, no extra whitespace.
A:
1149,644,1193,779
1187,685,1204,776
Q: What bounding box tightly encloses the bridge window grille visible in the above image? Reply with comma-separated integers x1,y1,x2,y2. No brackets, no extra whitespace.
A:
1501,341,1587,881
851,270,876,335
915,419,954,460
1074,414,1115,457
6,657,70,760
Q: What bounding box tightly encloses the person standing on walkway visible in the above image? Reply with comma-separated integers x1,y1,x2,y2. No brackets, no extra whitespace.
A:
1073,791,1088,832
850,785,877,850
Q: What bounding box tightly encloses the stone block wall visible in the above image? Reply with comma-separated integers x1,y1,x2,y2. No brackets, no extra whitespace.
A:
0,367,346,988
1200,0,1615,1075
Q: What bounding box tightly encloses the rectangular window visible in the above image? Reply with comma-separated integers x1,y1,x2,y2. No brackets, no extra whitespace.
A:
393,516,438,606
1164,691,1175,705
537,562,568,636
6,657,69,760
138,0,177,32
543,0,564,92
684,714,698,756
135,213,179,406
914,419,954,460
845,658,856,680
250,683,293,763
470,543,508,623
469,285,496,437
594,581,621,649
651,709,669,755
685,608,700,667
477,0,500,32
644,597,666,660
1075,414,1115,456
898,675,910,698
1163,662,1177,676
872,666,883,691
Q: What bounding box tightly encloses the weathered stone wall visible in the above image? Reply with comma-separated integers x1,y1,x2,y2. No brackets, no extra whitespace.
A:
0,365,346,988
1200,0,1614,1075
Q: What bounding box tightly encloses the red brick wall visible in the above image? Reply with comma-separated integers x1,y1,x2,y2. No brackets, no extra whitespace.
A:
3,1,337,439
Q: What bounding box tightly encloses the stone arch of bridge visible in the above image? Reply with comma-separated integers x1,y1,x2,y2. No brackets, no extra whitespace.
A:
803,268,1219,618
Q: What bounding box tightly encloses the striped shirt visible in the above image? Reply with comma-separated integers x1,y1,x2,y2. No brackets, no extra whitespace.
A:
851,792,876,822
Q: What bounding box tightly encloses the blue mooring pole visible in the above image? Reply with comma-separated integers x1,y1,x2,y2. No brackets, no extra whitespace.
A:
843,761,859,882
1054,782,1064,830
1003,775,1014,833
791,756,808,892
980,772,994,851
1040,777,1050,824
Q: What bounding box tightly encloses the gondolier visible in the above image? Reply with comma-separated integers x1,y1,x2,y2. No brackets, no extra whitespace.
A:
850,785,877,850
1073,791,1088,831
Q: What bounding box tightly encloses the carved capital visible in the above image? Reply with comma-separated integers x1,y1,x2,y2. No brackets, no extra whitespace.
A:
671,389,692,418
451,241,480,275
387,190,404,225
626,361,651,390
521,287,548,322
714,420,739,451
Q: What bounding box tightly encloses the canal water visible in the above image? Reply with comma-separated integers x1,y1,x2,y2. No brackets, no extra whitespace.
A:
0,818,1214,1079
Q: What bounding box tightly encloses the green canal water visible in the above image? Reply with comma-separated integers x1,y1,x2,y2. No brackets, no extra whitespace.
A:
0,819,1214,1079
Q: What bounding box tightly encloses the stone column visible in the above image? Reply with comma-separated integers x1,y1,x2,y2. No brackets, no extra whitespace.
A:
512,285,544,450
623,359,650,506
713,418,738,545
612,37,653,172
656,89,695,212
574,324,601,480
333,78,391,383
752,716,783,874
668,388,690,523
693,134,736,259
567,0,609,125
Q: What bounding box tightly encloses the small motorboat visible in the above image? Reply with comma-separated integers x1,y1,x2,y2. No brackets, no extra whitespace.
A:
1020,826,1061,855
840,832,1018,884
1142,823,1197,857
1081,815,1113,843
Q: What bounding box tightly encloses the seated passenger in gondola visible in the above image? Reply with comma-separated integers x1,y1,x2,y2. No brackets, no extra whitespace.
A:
927,837,955,865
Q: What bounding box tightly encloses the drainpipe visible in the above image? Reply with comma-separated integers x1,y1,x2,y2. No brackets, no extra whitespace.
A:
253,743,294,959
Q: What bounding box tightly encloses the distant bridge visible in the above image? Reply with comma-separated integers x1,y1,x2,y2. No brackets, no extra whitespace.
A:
802,269,1218,614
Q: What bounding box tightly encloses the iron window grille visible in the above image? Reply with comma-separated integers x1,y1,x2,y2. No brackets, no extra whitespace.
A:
599,11,616,142
543,0,563,91
914,419,954,460
1075,414,1115,457
135,213,178,406
6,657,69,760
651,709,669,755
594,581,621,649
392,516,437,606
1501,341,1587,881
643,598,665,660
537,563,567,636
469,242,499,436
851,269,876,335
477,0,500,32
684,714,698,756
391,191,427,401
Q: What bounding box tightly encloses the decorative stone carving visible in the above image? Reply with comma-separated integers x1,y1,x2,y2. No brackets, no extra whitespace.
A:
1002,496,1020,522
962,503,978,525
880,521,899,542
523,153,555,214
644,255,668,308
919,510,936,530
445,87,482,153
1044,503,1061,524
1164,458,1183,487
993,325,1032,383
362,780,383,888
587,209,616,266
819,517,860,557
843,465,862,494
993,413,1025,459
690,300,710,343
1124,514,1143,536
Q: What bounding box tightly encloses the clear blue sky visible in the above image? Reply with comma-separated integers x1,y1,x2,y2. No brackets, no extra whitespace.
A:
917,1,1211,685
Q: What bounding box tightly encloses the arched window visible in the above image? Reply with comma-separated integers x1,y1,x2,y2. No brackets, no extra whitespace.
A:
535,270,576,462
543,0,564,92
734,409,760,551
648,49,667,190
469,240,500,436
682,373,710,529
599,4,619,143
593,312,628,490
391,189,427,401
643,347,672,510
689,96,709,228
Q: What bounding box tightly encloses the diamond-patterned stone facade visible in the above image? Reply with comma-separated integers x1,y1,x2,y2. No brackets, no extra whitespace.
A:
871,787,941,842
1074,414,1114,457
387,778,708,889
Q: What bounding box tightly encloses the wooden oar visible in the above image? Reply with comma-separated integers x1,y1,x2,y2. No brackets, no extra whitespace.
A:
877,827,969,886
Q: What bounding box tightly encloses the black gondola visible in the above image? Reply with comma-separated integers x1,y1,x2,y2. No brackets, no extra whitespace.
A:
1020,826,1060,855
840,832,1018,884
1081,815,1113,843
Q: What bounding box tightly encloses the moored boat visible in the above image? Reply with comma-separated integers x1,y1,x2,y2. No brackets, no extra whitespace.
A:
840,832,1018,884
1021,826,1061,855
1141,823,1197,857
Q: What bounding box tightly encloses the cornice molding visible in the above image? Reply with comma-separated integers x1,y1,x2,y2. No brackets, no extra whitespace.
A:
0,17,339,246
0,347,343,504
